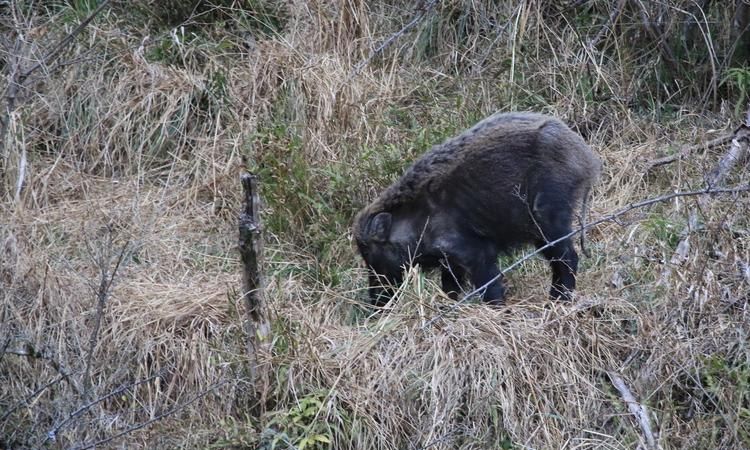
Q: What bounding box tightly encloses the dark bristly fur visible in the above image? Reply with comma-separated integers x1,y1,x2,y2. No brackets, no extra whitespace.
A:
354,112,601,306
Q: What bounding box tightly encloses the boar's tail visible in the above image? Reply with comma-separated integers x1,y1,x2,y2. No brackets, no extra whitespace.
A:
578,186,593,258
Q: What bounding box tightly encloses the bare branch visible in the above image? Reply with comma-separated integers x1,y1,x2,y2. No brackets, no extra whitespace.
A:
82,240,130,399
17,0,112,85
66,380,226,450
634,0,679,73
3,340,82,395
1,0,112,198
422,183,750,328
44,371,164,445
0,374,69,424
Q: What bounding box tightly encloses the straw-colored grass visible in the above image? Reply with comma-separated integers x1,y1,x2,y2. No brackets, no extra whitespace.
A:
2,1,749,449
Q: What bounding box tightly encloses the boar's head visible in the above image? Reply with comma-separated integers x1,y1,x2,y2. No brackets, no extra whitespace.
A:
354,210,413,306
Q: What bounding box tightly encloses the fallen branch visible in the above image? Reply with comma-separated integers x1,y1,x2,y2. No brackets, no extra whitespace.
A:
706,124,750,187
608,372,658,450
421,183,750,328
644,132,734,172
665,106,750,271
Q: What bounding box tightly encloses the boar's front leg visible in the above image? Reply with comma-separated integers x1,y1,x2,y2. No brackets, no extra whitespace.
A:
368,272,396,307
469,260,506,306
539,239,578,301
533,186,579,301
442,237,505,305
440,261,466,300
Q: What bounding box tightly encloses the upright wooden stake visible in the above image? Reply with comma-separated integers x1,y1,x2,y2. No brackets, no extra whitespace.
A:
238,172,271,411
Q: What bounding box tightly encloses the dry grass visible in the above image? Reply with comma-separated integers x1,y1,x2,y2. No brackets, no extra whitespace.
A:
2,1,750,449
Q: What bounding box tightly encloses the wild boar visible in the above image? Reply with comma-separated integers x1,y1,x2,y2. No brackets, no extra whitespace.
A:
353,111,601,306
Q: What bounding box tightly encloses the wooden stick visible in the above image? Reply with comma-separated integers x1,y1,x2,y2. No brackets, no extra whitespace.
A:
608,372,659,450
238,172,271,414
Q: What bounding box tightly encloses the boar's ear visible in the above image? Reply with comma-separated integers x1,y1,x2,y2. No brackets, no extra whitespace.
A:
368,212,392,242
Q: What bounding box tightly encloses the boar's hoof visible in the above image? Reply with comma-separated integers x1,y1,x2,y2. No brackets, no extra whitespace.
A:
484,297,506,307
549,285,573,301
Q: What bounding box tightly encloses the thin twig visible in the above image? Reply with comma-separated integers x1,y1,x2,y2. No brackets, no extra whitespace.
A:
82,240,129,399
0,374,69,424
1,0,112,196
67,380,226,450
17,0,112,85
348,0,439,80
14,136,26,202
608,372,658,449
587,0,626,50
44,371,164,444
1,33,24,165
3,339,82,395
634,0,679,74
422,183,750,329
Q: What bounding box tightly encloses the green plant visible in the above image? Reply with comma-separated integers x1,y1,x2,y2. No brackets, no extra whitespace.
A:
262,393,334,450
645,215,682,251
721,67,750,116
